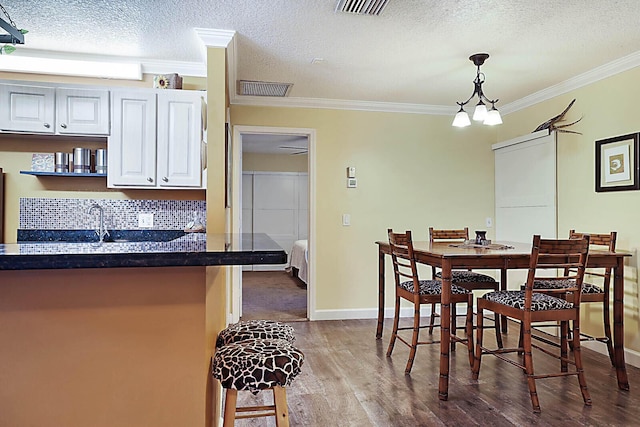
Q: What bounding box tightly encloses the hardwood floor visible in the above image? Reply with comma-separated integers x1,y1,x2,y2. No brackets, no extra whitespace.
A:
232,318,640,426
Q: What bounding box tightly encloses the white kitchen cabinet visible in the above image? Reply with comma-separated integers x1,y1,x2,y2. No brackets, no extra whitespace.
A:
108,89,205,189
108,91,157,187
0,84,109,135
56,88,110,135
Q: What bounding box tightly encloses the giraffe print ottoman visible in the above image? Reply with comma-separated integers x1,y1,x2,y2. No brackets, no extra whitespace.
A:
212,338,304,394
215,319,296,348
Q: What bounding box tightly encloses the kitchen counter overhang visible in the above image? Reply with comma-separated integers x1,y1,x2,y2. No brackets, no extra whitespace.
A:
0,232,287,270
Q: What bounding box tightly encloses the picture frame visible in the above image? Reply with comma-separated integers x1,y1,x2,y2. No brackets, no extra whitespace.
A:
595,132,640,192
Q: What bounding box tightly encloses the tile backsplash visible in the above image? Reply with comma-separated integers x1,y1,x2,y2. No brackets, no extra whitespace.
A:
20,198,206,230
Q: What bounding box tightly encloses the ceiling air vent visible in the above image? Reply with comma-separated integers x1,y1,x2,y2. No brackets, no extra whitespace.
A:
238,80,292,97
335,0,390,16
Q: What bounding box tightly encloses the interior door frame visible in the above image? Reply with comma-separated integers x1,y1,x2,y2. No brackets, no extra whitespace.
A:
231,125,316,322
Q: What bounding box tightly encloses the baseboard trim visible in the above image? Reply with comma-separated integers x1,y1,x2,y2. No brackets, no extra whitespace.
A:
581,341,640,369
312,306,464,321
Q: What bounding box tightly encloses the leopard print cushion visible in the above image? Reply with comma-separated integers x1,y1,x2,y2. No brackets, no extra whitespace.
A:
435,270,496,283
216,320,296,348
399,280,470,295
212,338,304,394
533,279,604,294
481,290,573,311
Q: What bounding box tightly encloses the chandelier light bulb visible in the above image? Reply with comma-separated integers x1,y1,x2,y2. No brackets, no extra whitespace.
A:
452,109,471,127
483,106,503,126
473,102,487,122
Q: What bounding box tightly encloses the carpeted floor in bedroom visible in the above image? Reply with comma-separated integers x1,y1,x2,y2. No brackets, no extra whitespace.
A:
241,270,307,321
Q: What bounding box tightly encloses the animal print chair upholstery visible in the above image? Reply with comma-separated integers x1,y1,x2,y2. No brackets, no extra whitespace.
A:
212,338,304,394
215,319,296,348
435,270,497,283
482,290,574,311
533,279,604,294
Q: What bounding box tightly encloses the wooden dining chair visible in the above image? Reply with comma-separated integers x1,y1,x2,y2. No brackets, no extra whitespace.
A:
532,230,617,365
472,234,591,413
428,227,502,347
386,229,474,374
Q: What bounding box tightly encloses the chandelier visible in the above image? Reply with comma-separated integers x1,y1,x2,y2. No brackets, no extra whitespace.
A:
452,53,502,127
0,2,26,54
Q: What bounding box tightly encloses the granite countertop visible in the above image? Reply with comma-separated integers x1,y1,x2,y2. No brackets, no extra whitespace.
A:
0,231,287,270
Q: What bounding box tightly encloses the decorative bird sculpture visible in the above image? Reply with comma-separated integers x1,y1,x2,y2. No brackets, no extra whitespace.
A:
533,99,583,134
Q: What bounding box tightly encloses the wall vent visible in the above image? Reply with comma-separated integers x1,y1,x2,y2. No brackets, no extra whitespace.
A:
238,80,292,97
335,0,390,16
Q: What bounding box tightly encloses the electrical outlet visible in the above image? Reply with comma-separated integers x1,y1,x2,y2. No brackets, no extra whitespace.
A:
485,217,493,228
342,214,351,226
138,213,154,228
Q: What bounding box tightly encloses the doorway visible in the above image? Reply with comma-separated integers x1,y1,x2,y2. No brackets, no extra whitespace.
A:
231,126,316,323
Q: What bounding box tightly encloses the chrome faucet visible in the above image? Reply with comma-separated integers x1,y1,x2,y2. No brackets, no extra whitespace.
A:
88,203,110,242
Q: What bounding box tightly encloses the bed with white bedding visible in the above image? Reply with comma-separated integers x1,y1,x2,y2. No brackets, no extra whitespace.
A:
286,239,308,284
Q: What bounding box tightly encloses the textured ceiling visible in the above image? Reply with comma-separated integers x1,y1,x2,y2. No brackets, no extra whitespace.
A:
3,0,640,112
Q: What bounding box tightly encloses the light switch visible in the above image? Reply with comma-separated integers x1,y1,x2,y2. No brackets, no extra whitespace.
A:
485,217,493,228
347,166,356,178
342,214,351,226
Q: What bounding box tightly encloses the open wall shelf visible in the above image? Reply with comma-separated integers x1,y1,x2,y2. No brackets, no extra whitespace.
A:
20,171,106,178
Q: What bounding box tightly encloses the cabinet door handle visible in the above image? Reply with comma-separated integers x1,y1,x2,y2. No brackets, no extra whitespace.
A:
162,177,169,182
147,177,153,182
60,123,67,129
44,123,50,128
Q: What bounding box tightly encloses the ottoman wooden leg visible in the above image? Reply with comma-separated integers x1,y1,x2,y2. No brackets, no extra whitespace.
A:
223,389,238,427
273,386,290,427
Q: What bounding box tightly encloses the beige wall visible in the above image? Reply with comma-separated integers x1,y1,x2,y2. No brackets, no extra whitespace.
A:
498,68,640,354
0,74,206,243
231,105,497,313
204,47,229,427
242,152,308,172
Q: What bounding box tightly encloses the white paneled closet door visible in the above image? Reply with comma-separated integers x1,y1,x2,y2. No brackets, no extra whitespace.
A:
297,173,309,239
243,172,308,271
493,130,557,287
242,172,254,271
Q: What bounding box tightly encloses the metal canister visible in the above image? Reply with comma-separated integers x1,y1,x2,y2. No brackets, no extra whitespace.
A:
95,148,107,174
54,152,69,173
73,148,91,173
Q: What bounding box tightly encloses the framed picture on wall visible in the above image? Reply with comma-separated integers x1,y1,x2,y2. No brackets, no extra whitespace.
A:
595,132,640,192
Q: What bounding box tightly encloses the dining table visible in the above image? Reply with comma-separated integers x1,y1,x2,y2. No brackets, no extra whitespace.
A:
375,239,631,401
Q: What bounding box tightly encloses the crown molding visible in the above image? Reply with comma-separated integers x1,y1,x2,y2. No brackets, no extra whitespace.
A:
232,94,455,115
501,50,640,115
194,28,236,48
141,59,206,77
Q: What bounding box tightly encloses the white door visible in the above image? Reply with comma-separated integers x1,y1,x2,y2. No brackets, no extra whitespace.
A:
242,172,254,272
108,91,157,187
0,84,55,133
252,172,298,271
298,173,309,239
56,88,110,135
157,91,203,187
494,130,557,288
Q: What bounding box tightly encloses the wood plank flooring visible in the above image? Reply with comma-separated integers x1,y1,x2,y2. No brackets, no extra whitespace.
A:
231,317,640,426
